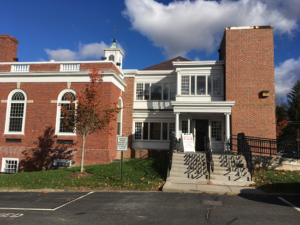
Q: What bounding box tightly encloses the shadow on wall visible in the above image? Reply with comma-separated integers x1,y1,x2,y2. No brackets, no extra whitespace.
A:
20,126,77,172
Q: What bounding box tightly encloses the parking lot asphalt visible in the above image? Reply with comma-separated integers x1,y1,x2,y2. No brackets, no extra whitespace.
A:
0,192,300,225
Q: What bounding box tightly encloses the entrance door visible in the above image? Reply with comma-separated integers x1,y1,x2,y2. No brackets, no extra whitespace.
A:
195,119,209,151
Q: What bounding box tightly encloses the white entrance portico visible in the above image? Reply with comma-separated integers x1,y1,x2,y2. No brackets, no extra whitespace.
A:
172,101,235,153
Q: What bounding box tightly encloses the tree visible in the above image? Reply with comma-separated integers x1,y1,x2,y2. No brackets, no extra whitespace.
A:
287,80,300,121
276,117,289,138
61,69,120,172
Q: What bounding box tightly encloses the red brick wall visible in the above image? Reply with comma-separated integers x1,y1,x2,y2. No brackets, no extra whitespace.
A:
30,64,60,71
0,81,123,171
224,27,276,139
0,35,18,62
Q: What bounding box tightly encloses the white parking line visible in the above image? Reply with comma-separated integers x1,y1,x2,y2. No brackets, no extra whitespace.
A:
278,197,300,212
0,192,93,211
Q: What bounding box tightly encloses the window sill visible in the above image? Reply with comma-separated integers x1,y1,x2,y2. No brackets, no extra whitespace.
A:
3,133,25,136
55,133,77,137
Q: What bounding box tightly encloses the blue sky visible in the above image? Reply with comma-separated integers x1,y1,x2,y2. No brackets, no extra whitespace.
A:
1,0,300,99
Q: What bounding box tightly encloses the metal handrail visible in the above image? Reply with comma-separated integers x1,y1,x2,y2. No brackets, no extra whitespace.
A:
167,132,177,177
204,133,213,180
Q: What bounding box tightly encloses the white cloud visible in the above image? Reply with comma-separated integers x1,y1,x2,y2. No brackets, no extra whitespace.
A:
123,0,300,58
275,57,300,99
44,42,124,61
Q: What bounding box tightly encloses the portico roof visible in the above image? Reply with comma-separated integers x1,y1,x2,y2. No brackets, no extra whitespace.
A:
171,101,235,113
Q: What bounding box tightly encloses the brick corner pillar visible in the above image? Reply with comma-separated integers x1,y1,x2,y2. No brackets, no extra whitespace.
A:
122,77,135,158
0,35,19,62
221,26,276,139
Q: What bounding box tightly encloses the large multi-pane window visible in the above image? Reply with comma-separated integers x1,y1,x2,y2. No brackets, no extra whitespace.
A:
211,121,222,141
5,90,27,134
134,122,175,140
135,82,176,100
181,75,222,96
56,90,76,135
1,158,19,173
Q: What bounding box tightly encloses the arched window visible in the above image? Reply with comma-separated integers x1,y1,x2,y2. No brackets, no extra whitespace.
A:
5,90,27,134
56,89,76,135
117,97,123,136
109,55,114,62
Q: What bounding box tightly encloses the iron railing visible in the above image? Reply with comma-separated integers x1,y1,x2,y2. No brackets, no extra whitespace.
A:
167,132,177,177
204,133,213,179
231,134,300,158
236,133,253,177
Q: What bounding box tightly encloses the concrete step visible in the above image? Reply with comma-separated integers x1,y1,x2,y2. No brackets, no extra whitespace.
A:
171,167,207,173
211,171,251,177
212,155,245,160
212,167,250,173
209,179,255,187
210,174,252,182
212,164,248,169
170,172,208,179
167,177,208,185
170,164,206,169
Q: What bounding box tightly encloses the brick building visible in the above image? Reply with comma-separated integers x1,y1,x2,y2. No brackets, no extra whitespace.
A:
0,26,276,173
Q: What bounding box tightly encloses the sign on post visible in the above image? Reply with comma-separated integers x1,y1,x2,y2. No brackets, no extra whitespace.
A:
117,136,128,185
117,136,128,151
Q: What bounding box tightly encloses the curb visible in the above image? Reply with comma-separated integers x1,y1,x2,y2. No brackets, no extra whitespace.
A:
1,188,300,196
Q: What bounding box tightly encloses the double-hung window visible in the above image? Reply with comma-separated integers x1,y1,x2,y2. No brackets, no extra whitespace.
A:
135,82,176,101
181,75,222,96
134,122,175,140
56,90,76,135
117,98,123,135
5,90,27,134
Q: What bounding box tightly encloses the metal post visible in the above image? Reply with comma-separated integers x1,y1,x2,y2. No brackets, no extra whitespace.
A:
297,128,300,157
120,151,123,184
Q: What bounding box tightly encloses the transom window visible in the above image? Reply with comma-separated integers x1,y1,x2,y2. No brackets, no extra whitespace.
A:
135,83,176,101
181,75,221,96
134,122,175,140
5,90,27,134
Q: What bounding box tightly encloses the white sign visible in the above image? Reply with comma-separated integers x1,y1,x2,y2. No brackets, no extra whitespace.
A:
117,136,128,151
182,134,195,152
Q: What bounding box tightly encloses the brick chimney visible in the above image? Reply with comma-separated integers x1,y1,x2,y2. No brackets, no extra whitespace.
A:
0,35,19,62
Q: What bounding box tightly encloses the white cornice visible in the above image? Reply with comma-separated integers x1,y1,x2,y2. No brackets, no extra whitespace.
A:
171,101,235,113
0,71,127,91
0,60,124,77
173,61,224,67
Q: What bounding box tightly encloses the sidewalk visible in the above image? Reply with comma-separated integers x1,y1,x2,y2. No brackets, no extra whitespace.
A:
163,181,266,195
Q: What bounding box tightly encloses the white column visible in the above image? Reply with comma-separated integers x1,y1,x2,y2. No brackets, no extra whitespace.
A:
225,113,231,152
175,112,180,139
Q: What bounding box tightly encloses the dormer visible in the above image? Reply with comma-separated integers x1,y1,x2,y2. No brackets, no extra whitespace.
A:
103,39,124,70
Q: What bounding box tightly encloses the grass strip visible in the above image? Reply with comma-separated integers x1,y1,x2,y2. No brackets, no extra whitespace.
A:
253,170,300,193
0,158,168,191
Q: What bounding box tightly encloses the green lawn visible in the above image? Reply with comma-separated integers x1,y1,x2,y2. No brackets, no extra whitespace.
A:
0,158,168,191
253,170,300,193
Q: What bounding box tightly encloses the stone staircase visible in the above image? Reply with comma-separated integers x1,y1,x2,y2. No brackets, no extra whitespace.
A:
167,153,208,184
167,152,254,186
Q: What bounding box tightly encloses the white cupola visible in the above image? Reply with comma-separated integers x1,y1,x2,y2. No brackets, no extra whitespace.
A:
103,39,124,70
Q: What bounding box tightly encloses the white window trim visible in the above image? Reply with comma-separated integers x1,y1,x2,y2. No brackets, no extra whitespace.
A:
1,157,19,173
117,97,123,136
4,89,27,135
180,75,223,96
135,82,176,101
55,89,76,136
133,121,175,141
